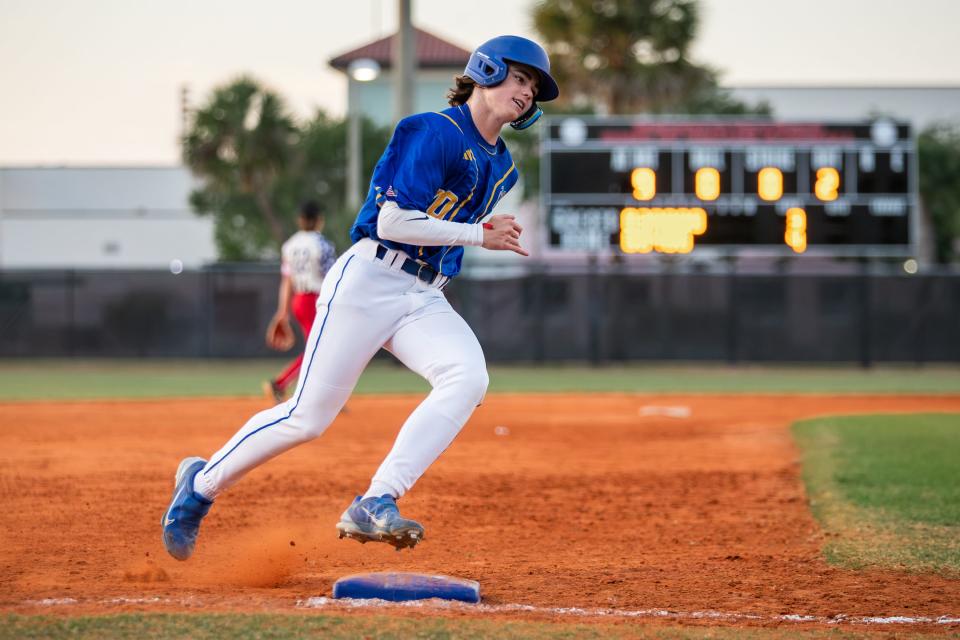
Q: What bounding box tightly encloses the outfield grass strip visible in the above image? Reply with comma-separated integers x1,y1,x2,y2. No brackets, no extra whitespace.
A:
793,413,960,574
2,360,960,400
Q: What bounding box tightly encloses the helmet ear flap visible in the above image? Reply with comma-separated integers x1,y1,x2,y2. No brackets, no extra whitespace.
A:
510,103,543,131
465,51,508,87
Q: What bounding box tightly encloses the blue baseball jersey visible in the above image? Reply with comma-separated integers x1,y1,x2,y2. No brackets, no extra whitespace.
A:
350,103,518,279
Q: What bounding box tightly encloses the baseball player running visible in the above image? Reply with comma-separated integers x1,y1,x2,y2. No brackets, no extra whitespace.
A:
163,35,559,558
263,201,337,402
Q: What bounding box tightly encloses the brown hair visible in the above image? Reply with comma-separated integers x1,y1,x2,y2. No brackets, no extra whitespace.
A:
446,75,476,106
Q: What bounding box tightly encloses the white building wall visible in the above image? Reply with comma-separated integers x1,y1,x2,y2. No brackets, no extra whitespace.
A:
0,167,216,269
352,70,462,128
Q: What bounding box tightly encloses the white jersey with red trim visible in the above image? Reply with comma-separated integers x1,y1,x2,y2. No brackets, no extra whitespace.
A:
281,231,337,294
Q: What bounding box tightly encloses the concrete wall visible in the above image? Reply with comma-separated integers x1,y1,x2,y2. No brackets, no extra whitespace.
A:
727,86,960,130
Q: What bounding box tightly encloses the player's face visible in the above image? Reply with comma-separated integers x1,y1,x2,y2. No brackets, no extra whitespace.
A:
486,64,539,124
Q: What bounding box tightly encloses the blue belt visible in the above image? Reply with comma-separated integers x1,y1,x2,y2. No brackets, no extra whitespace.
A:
376,244,440,285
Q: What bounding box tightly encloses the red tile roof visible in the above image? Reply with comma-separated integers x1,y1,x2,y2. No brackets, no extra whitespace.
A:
329,27,471,71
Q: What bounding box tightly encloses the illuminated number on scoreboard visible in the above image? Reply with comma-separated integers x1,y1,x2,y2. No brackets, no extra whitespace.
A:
426,189,459,218
785,207,807,253
619,207,707,254
630,167,656,201
757,167,783,201
814,167,840,201
694,167,721,201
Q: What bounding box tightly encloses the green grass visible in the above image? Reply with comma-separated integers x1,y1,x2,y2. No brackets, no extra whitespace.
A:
793,413,960,573
1,359,959,400
0,613,921,640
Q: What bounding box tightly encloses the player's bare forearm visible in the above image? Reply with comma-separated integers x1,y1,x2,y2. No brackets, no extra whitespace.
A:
276,276,293,318
482,214,529,256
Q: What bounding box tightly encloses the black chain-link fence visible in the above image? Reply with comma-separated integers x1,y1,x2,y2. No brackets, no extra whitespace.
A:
2,265,958,363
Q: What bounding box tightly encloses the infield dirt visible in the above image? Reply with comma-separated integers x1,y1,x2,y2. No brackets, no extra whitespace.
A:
2,394,959,632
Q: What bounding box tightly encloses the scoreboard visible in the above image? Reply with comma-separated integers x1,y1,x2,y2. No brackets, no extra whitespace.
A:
541,117,917,256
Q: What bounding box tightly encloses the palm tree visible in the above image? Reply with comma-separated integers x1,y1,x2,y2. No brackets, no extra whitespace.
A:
182,77,298,250
532,0,718,114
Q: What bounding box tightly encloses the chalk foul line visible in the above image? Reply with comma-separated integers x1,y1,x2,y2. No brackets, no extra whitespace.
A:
21,595,960,626
297,596,960,626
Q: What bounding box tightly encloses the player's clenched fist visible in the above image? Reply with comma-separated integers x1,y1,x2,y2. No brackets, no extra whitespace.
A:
482,214,529,256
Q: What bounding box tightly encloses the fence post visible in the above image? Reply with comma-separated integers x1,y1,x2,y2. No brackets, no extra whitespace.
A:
725,256,739,364
858,260,872,368
914,275,932,365
657,258,675,360
66,269,76,358
203,268,213,357
531,263,545,363
587,255,601,364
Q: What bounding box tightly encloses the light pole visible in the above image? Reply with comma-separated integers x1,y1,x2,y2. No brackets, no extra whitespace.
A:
346,58,381,211
393,0,416,124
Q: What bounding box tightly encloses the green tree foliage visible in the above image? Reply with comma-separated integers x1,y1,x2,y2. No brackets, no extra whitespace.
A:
532,0,768,116
182,77,297,258
918,123,960,263
288,112,389,254
183,77,389,260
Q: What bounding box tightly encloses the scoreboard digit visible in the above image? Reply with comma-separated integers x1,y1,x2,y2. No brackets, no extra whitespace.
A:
542,118,916,256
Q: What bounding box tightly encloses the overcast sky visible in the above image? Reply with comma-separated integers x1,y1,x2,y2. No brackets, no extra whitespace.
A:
1,0,958,165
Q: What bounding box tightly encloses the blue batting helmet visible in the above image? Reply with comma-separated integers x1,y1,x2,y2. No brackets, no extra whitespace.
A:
464,35,559,130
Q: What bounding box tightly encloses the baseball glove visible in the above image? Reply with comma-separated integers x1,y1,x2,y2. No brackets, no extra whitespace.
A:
265,315,296,351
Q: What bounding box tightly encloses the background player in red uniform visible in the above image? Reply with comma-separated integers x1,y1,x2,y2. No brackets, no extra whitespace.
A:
263,201,337,402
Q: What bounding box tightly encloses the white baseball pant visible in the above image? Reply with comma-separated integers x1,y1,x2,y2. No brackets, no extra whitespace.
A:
194,238,488,500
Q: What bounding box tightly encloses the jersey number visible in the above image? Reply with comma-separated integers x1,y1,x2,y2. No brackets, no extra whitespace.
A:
291,248,311,274
427,189,459,219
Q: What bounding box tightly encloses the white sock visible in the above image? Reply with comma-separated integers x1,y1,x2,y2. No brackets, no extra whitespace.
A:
362,481,397,500
192,471,216,502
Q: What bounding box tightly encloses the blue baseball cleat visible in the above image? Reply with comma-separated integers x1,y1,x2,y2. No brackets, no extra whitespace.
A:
336,495,424,550
161,456,213,561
